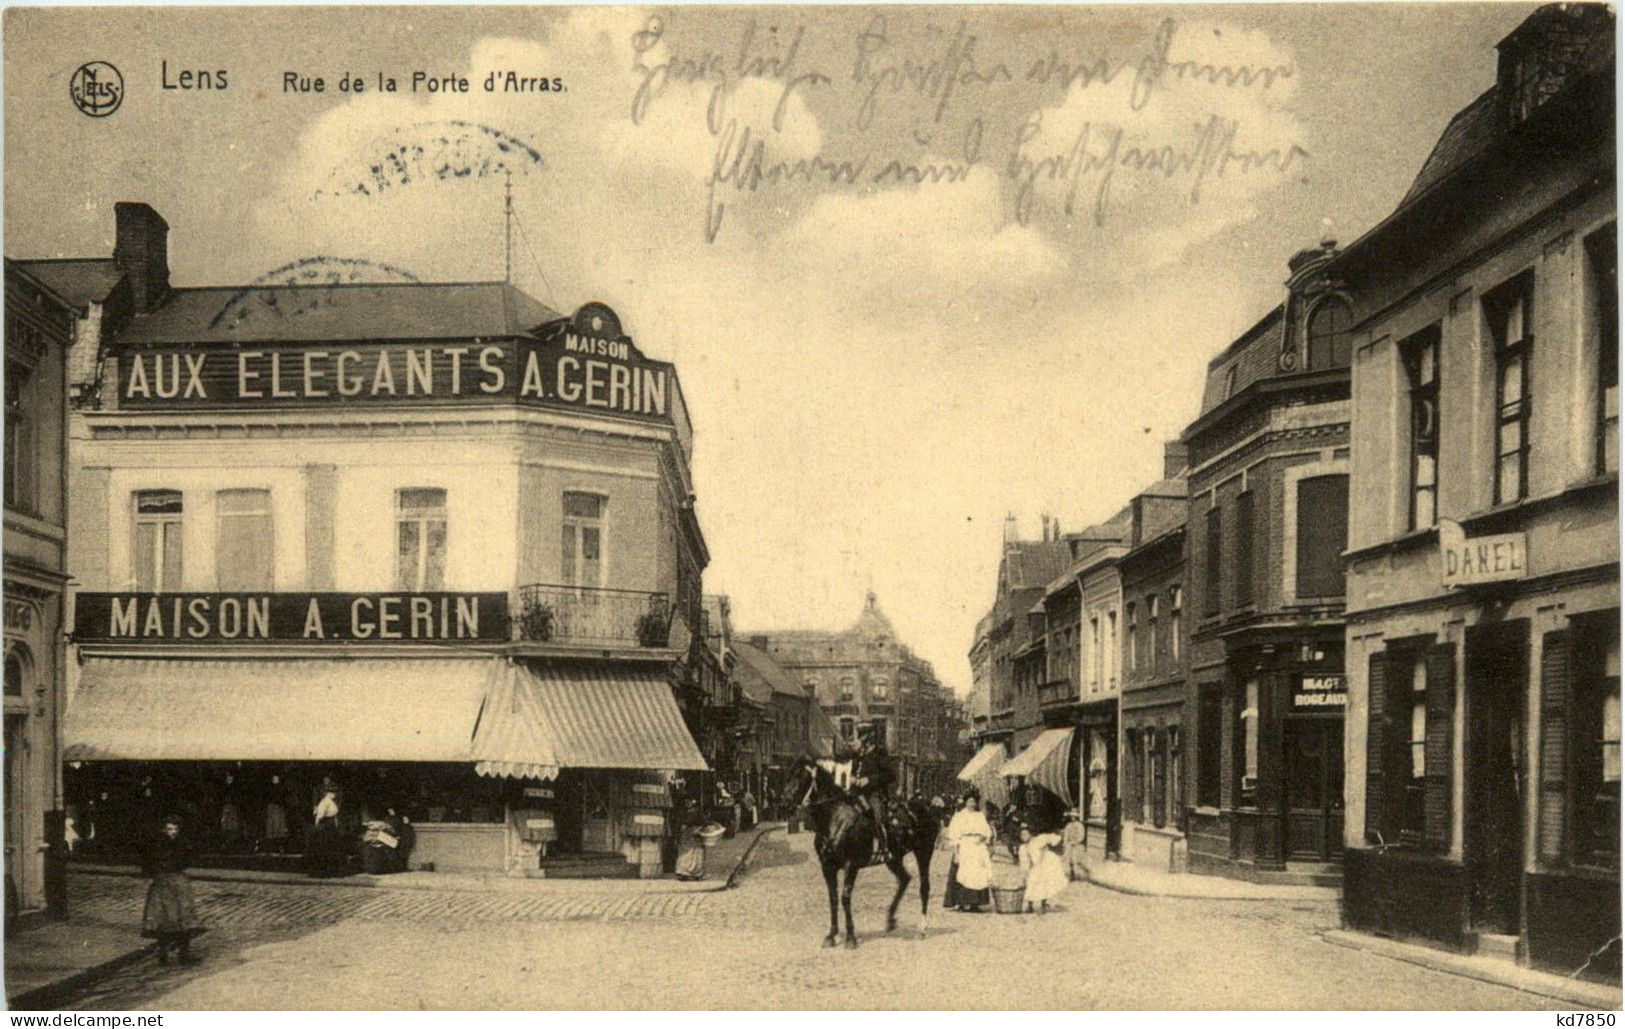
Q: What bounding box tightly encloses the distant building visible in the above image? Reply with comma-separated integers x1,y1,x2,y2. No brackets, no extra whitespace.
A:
749,592,961,793
732,639,832,809
1333,5,1617,979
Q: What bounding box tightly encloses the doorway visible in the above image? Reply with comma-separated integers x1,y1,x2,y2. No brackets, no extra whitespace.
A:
1284,717,1344,860
1466,622,1528,935
4,713,25,925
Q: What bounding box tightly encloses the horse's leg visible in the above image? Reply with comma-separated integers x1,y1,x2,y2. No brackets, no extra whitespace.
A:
822,860,840,948
916,842,933,938
841,863,860,948
884,854,910,934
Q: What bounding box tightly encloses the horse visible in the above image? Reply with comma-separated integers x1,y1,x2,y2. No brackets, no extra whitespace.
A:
781,759,939,948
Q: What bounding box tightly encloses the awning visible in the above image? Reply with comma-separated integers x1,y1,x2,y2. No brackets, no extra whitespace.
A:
955,742,1010,806
473,661,708,780
1000,727,1075,803
64,657,496,762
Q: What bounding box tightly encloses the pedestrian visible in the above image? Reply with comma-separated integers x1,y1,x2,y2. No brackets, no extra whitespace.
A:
1062,808,1086,880
306,779,349,878
674,801,707,881
942,794,993,913
1003,806,1024,861
741,787,758,830
141,815,201,966
1019,825,1068,913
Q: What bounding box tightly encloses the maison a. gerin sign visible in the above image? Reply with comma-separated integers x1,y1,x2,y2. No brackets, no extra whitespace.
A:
114,303,675,423
74,592,510,643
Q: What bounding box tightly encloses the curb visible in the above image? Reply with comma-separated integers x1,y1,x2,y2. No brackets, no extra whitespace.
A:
72,863,720,898
722,824,785,890
1322,929,1622,1010
7,941,157,1011
1080,866,1340,903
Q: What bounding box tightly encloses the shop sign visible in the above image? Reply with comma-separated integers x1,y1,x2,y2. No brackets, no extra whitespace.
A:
1292,674,1347,709
114,303,675,424
1439,519,1527,588
73,591,510,643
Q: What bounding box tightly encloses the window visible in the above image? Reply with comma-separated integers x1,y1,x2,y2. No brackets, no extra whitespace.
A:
1170,587,1183,662
1126,604,1138,673
839,718,855,741
839,678,855,702
133,490,183,591
396,488,447,590
1295,475,1349,598
1147,595,1160,672
1106,610,1118,686
1234,491,1255,605
1223,365,1238,399
1167,725,1183,827
1124,729,1142,822
215,489,272,591
1204,506,1222,616
4,360,34,513
1406,657,1428,838
1486,276,1533,504
561,491,604,587
4,648,25,698
871,678,890,701
1572,617,1622,868
1307,297,1354,371
1588,226,1618,475
1403,325,1441,530
1087,728,1109,820
1142,730,1156,824
1239,680,1259,806
1368,642,1454,849
1197,687,1222,808
1089,615,1102,691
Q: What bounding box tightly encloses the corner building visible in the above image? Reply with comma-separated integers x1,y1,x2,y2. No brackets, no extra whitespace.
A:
60,202,709,878
1335,7,1618,980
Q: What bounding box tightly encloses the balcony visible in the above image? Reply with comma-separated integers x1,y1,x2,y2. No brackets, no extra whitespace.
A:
514,584,672,649
1039,678,1078,708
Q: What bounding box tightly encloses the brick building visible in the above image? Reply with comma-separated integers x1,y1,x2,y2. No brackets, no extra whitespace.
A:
1334,5,1617,979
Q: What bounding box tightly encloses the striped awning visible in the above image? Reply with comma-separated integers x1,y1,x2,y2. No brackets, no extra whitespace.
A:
1000,727,1075,803
473,661,708,781
956,742,1010,806
64,657,496,762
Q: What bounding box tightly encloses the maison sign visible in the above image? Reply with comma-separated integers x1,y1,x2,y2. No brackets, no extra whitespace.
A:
1439,519,1527,588
114,304,675,424
73,592,510,643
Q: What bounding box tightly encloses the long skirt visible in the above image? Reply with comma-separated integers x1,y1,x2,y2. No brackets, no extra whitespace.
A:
942,860,991,910
141,873,200,939
675,836,706,879
305,823,351,878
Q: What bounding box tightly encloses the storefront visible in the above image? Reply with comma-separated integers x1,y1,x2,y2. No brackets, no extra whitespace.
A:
1000,726,1074,832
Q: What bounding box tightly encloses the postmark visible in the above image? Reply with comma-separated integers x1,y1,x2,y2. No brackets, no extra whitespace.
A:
311,120,544,201
207,255,422,331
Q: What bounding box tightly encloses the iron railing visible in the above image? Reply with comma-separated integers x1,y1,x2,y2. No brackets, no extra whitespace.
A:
514,584,672,647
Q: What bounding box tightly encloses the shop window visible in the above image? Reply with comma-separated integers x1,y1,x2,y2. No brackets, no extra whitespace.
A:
1295,475,1349,598
4,360,34,514
1486,275,1533,504
1571,617,1622,869
133,489,184,592
216,488,273,591
1403,325,1441,530
1587,225,1618,475
1204,506,1222,616
1368,642,1455,850
1239,680,1259,807
1169,587,1183,662
1197,687,1222,808
1234,491,1255,605
1087,728,1109,820
561,491,604,588
1307,297,1353,371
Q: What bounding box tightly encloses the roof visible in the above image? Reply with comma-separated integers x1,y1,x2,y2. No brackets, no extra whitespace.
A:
732,641,804,700
114,281,562,346
1002,540,1073,591
9,259,125,310
1197,306,1286,416
1399,88,1500,208
850,591,897,638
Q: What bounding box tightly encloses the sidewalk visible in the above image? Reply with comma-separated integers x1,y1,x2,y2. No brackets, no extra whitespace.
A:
1081,859,1341,902
1323,929,1622,1010
7,823,780,1009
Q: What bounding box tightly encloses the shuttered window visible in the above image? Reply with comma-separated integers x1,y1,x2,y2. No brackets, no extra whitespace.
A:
1423,644,1456,851
1365,651,1390,844
216,488,273,591
1366,642,1454,850
1152,729,1169,829
1204,506,1222,616
1568,613,1622,870
1124,729,1143,823
1197,688,1222,808
1234,491,1255,605
1538,629,1571,866
1295,475,1349,598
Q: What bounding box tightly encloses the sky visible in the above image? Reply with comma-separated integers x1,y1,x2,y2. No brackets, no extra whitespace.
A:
4,3,1542,691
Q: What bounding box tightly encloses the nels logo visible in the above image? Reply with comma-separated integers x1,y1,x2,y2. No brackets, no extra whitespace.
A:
69,61,123,118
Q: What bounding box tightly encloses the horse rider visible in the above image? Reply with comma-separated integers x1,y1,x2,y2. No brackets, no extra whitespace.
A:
849,722,896,854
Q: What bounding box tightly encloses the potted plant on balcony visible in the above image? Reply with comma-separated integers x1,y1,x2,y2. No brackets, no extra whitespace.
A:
518,601,555,642
635,609,668,648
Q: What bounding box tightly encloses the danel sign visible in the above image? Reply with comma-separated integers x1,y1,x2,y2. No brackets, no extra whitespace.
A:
74,592,510,643
1438,518,1528,588
114,303,675,423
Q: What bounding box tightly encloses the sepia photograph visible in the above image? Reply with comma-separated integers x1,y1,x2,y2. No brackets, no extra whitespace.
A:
0,0,1619,1012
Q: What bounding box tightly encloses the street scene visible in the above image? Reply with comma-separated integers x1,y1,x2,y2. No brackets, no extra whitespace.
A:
1,1,1620,1013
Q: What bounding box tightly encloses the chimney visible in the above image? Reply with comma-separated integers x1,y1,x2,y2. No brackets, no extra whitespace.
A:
113,202,170,312
1163,441,1189,479
1003,512,1018,546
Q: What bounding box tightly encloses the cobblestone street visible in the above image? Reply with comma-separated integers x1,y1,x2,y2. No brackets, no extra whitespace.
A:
54,830,1566,1010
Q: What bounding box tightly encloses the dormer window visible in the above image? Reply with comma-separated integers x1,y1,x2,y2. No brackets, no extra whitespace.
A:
1307,297,1353,371
1497,5,1612,126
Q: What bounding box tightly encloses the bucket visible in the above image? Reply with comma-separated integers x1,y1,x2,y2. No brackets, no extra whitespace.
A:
991,886,1026,914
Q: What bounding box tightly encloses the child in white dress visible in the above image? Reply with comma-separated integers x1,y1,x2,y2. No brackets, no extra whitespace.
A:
1020,825,1068,913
